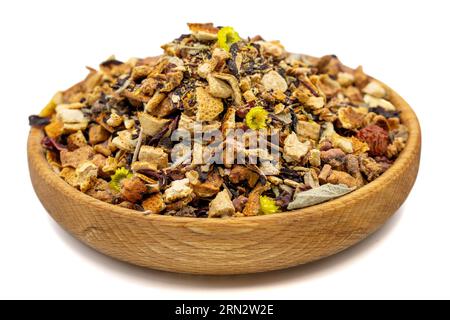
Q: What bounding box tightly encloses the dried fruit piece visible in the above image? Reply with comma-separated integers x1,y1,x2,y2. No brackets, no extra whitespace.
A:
364,94,396,112
212,72,243,105
89,125,110,145
60,146,94,168
359,154,386,181
331,133,354,154
163,178,193,203
229,165,260,188
111,130,138,152
209,190,235,218
138,112,170,136
261,70,288,92
327,170,359,188
357,124,389,156
60,167,78,187
363,81,386,98
232,195,248,212
321,148,346,168
283,133,310,163
142,193,166,214
86,179,115,203
75,161,98,192
120,176,147,203
44,118,64,139
191,171,223,198
138,146,168,170
257,40,286,58
296,120,321,141
207,74,233,98
67,130,87,151
338,107,368,130
195,87,224,121
243,184,270,216
188,23,219,41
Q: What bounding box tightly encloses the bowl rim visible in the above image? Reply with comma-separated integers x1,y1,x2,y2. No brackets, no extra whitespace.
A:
28,78,421,226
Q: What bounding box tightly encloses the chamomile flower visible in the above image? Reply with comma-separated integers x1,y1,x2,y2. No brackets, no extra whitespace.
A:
259,196,280,215
109,167,132,192
217,26,241,51
245,106,268,130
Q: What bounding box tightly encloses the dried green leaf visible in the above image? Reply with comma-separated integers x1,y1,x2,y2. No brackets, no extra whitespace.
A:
287,184,356,210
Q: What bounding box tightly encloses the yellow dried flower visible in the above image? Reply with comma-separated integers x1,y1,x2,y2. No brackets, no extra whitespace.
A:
217,26,241,51
109,167,132,192
245,107,268,130
259,196,280,215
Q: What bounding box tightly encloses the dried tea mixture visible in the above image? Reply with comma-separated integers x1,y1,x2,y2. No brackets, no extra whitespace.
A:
29,23,408,218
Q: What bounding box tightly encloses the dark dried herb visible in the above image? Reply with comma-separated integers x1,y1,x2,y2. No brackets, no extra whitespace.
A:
137,169,167,187
99,92,108,104
173,206,197,217
290,109,298,133
229,43,239,58
112,99,132,116
91,100,107,115
369,107,400,119
41,136,67,152
196,167,209,183
223,177,239,198
276,191,293,210
126,153,134,166
187,198,211,217
298,78,320,97
335,127,355,137
227,59,239,78
148,115,180,146
112,76,130,91
236,102,254,118
243,61,256,75
277,68,286,78
134,204,146,212
166,168,185,182
195,207,209,218
100,59,124,68
279,167,303,182
247,164,268,186
29,115,51,127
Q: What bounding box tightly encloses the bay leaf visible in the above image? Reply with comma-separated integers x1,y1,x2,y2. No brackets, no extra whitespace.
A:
287,183,356,210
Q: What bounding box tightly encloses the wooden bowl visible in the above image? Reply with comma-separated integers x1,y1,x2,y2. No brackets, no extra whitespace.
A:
27,79,421,275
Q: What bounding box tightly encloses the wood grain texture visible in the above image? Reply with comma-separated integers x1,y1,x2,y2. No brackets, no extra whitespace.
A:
27,78,421,275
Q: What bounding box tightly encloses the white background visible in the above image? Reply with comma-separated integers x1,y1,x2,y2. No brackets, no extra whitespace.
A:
0,0,449,300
